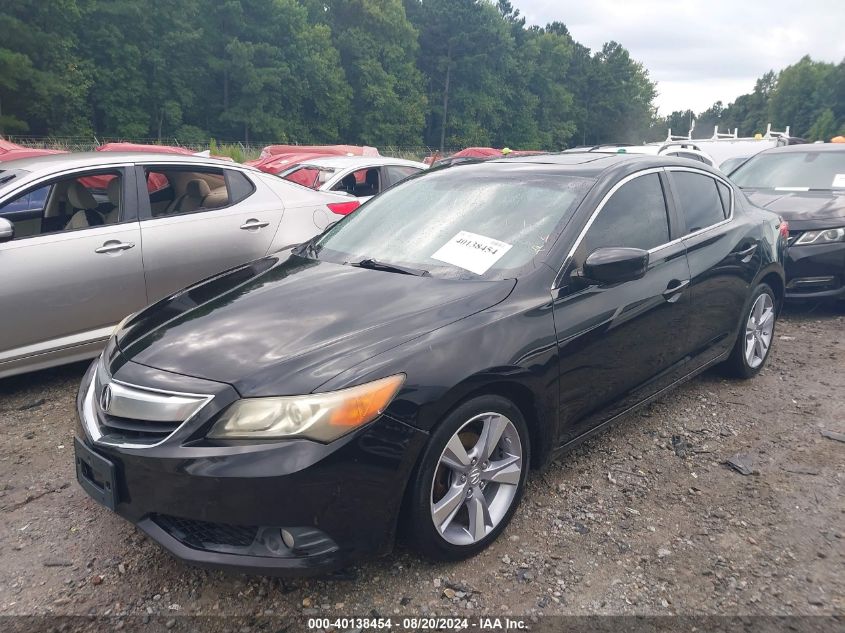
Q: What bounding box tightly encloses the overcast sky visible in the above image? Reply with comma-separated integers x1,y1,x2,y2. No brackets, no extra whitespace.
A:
516,0,845,116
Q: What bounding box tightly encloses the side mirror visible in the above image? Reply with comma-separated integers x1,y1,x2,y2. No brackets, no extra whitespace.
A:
582,247,649,285
0,218,14,243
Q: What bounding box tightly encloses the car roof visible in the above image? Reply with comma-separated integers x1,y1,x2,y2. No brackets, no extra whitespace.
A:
478,151,723,180
755,143,845,155
0,151,247,174
295,156,427,169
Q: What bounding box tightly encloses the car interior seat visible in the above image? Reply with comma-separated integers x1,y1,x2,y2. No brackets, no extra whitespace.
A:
165,178,210,214
64,183,105,230
340,173,357,194
362,168,380,196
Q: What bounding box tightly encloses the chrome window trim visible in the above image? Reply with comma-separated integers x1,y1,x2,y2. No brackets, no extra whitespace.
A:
82,369,213,450
665,166,734,237
553,167,664,289
553,166,735,289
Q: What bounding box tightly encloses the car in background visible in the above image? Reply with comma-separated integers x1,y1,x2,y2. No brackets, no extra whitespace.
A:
277,156,427,203
730,144,845,300
0,152,359,378
720,155,752,175
74,153,784,575
583,142,717,167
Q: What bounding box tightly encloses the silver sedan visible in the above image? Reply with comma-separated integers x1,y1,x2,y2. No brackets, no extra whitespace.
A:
0,152,355,378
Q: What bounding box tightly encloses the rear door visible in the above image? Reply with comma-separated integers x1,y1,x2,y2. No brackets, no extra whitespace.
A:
136,164,284,302
0,166,146,373
667,168,760,366
552,169,693,445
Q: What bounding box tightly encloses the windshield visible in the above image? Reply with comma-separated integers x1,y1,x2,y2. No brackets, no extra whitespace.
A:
280,165,337,189
312,166,594,280
730,151,845,190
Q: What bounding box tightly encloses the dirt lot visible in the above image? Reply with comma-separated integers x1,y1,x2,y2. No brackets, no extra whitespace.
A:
0,304,843,630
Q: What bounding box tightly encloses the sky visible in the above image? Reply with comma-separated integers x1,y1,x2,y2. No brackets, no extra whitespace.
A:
515,0,845,117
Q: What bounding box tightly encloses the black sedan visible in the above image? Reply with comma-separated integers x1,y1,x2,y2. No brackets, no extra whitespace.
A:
730,143,845,300
75,153,786,575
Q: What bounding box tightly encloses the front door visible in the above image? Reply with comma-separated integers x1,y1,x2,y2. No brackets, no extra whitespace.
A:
0,167,147,374
551,170,693,445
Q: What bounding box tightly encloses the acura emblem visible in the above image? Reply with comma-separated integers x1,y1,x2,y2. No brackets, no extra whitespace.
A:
100,384,113,412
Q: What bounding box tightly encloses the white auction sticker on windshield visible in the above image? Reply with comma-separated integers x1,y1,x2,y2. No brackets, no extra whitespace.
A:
833,174,845,188
431,231,513,275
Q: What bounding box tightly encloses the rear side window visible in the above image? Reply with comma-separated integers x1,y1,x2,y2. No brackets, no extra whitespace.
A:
144,168,229,218
716,182,732,218
672,171,725,233
387,165,422,185
226,170,255,205
581,173,670,254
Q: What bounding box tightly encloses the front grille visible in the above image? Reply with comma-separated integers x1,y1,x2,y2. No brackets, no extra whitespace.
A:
90,364,211,447
154,514,258,549
98,414,181,445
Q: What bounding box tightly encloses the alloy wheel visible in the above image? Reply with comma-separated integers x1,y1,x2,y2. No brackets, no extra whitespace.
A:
744,293,774,368
429,412,523,546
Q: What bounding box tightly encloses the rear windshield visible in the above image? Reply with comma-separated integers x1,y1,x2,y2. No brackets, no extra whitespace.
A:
730,151,845,190
280,165,337,189
313,166,595,280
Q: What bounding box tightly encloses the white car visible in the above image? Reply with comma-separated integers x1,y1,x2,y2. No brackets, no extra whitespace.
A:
586,142,717,167
0,152,358,378
277,156,427,209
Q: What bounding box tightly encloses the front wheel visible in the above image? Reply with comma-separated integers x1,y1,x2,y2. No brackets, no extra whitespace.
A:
723,283,777,379
406,395,530,561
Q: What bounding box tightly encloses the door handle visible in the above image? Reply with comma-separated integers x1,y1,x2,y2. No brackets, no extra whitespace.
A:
733,243,757,262
95,241,135,254
662,279,690,303
240,219,270,230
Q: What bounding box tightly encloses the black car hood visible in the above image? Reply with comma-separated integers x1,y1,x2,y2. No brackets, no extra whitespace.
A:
743,189,845,228
116,255,515,397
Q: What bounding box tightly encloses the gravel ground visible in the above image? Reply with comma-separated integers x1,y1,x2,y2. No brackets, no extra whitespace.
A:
0,304,843,630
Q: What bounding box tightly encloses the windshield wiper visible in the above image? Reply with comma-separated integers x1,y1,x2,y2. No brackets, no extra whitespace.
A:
351,258,430,277
294,237,319,259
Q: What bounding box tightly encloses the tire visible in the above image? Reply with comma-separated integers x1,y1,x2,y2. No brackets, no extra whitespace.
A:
723,282,777,379
405,395,530,561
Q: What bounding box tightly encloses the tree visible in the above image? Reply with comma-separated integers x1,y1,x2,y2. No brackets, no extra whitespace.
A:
807,108,838,141
768,56,836,138
311,0,427,146
0,0,91,136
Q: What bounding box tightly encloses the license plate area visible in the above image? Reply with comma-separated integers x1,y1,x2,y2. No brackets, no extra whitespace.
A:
74,436,118,510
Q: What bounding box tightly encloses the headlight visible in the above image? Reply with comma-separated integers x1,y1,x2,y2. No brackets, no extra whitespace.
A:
207,374,405,442
794,228,845,245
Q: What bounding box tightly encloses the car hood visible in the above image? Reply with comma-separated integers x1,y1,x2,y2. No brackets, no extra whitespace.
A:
743,189,845,227
116,255,515,397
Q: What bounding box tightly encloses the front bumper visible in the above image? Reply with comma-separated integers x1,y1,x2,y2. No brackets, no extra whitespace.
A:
785,241,845,299
74,358,428,576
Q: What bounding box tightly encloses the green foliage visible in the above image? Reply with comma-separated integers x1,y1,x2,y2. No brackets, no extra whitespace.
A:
1,0,666,148
665,59,845,141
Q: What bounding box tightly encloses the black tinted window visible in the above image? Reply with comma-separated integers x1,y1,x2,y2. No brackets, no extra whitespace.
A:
226,170,255,204
716,182,732,218
672,172,724,233
387,165,422,185
582,173,669,254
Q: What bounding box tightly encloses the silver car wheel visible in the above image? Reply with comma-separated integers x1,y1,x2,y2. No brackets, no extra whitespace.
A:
429,412,523,546
744,293,774,369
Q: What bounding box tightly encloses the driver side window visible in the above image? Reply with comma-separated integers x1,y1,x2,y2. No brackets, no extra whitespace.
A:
579,173,670,259
0,171,123,240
